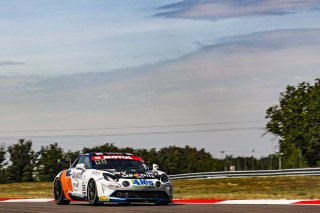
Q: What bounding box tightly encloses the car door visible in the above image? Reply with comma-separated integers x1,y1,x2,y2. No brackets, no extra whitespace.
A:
71,155,90,197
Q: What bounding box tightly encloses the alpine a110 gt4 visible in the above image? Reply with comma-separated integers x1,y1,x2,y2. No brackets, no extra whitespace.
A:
53,152,173,206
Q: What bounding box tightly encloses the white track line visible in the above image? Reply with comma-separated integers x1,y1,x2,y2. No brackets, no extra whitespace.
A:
2,199,53,202
218,200,300,205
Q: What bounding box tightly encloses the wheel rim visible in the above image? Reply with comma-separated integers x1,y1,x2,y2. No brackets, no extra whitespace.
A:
54,180,62,200
88,181,96,202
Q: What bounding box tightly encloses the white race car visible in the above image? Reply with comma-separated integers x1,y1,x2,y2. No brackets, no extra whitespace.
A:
53,152,173,206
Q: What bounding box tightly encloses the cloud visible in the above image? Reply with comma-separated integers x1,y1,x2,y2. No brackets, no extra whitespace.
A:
0,75,43,89
3,29,320,113
205,28,320,53
1,28,320,155
3,29,320,96
0,60,24,66
157,0,320,20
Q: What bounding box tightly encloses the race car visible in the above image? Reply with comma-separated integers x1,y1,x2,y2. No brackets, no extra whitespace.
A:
53,152,173,206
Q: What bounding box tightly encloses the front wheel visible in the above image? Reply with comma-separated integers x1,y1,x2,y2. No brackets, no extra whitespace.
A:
87,179,99,206
53,178,70,205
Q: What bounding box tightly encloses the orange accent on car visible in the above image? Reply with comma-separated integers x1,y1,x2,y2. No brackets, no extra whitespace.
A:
60,170,72,201
67,176,73,191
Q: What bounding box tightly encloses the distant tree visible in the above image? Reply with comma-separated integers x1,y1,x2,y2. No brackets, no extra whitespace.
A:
82,143,122,153
0,144,6,183
0,144,5,169
265,79,320,167
134,148,159,166
7,139,35,182
61,150,81,169
37,143,64,181
157,145,223,174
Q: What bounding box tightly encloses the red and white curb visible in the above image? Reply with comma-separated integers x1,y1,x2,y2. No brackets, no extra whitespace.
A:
0,198,53,202
173,199,320,205
0,198,320,205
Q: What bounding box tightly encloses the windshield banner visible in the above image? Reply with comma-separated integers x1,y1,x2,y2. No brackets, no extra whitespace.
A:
91,155,143,161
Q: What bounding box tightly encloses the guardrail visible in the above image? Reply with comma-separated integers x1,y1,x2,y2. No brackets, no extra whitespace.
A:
169,168,320,179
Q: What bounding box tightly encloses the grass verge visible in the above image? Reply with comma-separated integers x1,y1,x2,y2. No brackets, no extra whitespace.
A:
0,176,319,199
0,182,53,198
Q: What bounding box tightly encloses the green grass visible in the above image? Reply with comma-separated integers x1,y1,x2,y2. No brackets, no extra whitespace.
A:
0,176,319,199
172,176,320,199
0,182,53,198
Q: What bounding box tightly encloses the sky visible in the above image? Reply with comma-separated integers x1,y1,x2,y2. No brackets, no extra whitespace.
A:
1,0,320,158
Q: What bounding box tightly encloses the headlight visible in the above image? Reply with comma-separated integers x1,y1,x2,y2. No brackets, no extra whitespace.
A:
160,173,170,183
103,173,119,182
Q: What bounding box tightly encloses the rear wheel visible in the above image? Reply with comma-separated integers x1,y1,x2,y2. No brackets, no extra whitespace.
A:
53,178,70,205
87,179,99,206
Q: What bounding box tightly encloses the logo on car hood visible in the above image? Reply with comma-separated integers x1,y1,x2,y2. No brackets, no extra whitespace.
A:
131,179,154,186
113,171,155,179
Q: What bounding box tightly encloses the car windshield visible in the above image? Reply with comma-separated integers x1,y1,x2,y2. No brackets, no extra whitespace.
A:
92,159,149,171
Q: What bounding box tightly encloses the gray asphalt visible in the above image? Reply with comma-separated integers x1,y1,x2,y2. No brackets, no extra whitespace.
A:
0,202,319,213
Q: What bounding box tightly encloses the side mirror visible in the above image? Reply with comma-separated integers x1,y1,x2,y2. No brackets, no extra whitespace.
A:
152,164,159,171
75,163,86,171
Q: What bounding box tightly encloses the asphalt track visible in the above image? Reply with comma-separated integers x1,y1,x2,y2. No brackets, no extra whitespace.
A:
1,202,320,213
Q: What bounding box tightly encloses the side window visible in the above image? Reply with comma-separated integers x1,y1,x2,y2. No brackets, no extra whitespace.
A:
77,156,91,169
77,156,86,165
84,156,91,169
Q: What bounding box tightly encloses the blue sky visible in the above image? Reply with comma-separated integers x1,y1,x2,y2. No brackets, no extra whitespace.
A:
1,0,320,158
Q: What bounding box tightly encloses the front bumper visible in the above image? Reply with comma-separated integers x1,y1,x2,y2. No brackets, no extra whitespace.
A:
97,178,173,203
108,190,172,203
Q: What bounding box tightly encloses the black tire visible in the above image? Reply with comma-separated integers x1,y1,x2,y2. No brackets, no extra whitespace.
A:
87,179,99,206
53,178,70,205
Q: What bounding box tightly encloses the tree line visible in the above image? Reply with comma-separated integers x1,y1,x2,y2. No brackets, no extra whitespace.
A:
0,138,310,184
1,79,319,183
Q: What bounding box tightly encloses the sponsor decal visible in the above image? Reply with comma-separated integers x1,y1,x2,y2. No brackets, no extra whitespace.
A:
131,179,154,188
82,181,87,196
133,173,141,178
108,183,121,189
72,179,79,191
121,172,155,179
99,196,109,201
101,183,107,194
92,155,143,161
105,155,132,160
92,155,132,160
71,170,84,179
71,172,82,179
91,171,101,176
94,159,107,165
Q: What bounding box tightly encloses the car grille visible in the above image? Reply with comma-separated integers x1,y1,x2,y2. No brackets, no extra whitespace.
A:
111,191,168,199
